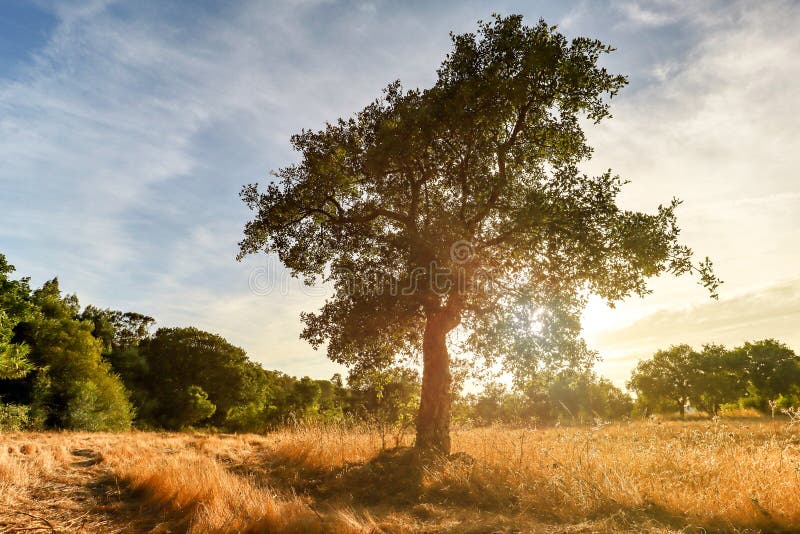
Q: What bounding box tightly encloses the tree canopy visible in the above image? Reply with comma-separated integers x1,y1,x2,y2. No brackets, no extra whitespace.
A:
239,14,718,452
629,340,800,416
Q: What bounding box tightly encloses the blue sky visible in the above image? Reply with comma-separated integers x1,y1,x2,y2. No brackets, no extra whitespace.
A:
1,0,799,385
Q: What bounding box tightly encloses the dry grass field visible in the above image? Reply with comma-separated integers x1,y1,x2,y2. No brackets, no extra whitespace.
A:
2,419,800,533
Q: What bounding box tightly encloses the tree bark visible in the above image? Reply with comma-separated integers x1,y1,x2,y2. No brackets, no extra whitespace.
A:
415,312,457,454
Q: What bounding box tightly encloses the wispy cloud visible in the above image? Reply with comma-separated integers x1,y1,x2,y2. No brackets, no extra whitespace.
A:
1,0,798,381
0,0,472,375
596,278,800,364
577,1,800,384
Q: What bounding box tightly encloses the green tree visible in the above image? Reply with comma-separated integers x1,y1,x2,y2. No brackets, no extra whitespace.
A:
180,385,217,427
137,327,264,429
79,306,156,423
32,278,79,320
734,339,800,409
531,371,632,422
349,367,420,448
0,254,34,380
28,316,133,430
628,345,697,418
689,344,746,414
81,306,155,353
289,376,322,416
238,15,719,452
470,381,514,424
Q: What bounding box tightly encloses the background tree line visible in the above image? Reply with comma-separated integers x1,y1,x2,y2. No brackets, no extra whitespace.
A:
3,253,798,432
628,341,800,417
0,253,421,432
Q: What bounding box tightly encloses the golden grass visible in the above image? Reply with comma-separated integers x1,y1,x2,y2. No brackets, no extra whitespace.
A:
1,419,799,532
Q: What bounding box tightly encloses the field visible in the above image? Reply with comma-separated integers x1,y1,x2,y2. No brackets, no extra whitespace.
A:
2,419,799,533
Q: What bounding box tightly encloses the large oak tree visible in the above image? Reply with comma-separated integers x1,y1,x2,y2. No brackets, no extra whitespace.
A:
239,15,718,453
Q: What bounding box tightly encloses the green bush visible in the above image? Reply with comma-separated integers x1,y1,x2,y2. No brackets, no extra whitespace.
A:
29,317,134,430
0,402,31,431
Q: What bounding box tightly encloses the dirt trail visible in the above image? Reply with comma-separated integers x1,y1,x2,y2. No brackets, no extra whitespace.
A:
1,441,136,534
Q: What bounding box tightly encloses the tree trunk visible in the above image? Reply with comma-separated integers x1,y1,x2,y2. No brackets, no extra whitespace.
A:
679,399,685,419
415,312,456,454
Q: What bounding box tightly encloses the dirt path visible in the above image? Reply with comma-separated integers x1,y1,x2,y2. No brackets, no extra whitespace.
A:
1,442,138,534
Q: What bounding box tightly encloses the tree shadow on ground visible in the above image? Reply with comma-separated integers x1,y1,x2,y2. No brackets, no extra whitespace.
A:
224,445,795,533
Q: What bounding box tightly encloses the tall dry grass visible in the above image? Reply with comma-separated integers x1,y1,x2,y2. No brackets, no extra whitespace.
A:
2,419,799,532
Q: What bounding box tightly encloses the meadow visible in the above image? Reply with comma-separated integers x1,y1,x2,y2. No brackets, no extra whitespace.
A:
2,418,799,533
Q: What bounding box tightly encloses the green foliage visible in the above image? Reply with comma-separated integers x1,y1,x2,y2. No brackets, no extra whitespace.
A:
690,344,746,414
629,340,800,416
238,15,718,449
80,305,155,353
32,278,80,320
628,345,696,417
7,246,798,434
63,377,134,431
289,376,322,416
349,367,420,447
225,402,267,433
459,372,632,425
136,327,266,429
28,316,134,430
734,339,800,407
0,402,31,431
0,254,34,380
180,385,217,428
0,341,33,380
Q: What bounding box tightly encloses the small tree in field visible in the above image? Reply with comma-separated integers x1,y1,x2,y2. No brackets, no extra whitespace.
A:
628,344,698,418
239,15,718,453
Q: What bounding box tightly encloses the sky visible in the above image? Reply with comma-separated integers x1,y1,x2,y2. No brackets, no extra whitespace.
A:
1,0,798,387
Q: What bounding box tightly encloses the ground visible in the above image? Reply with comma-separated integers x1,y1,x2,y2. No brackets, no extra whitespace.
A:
1,419,799,533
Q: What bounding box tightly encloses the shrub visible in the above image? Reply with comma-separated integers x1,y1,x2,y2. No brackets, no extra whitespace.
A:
0,402,30,431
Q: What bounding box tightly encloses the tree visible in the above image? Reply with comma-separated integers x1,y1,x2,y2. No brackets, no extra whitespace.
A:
28,316,133,430
137,327,264,429
628,344,697,417
0,254,34,380
79,306,155,418
81,306,155,354
348,367,420,448
177,385,217,428
2,277,134,430
238,15,719,453
289,376,322,416
734,339,800,408
470,381,515,424
690,344,745,414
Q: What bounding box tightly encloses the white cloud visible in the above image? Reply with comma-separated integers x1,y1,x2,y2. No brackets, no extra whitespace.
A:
581,0,800,384
1,0,465,376
2,0,798,382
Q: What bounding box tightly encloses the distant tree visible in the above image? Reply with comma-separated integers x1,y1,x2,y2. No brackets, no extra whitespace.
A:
349,367,420,448
689,344,746,414
0,254,34,380
78,306,157,422
80,306,155,354
289,376,322,416
137,327,263,429
470,381,514,424
179,385,217,428
238,15,719,452
315,378,345,417
583,375,633,420
2,277,134,430
527,371,632,422
734,339,800,408
628,345,697,418
31,278,79,320
28,316,133,430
